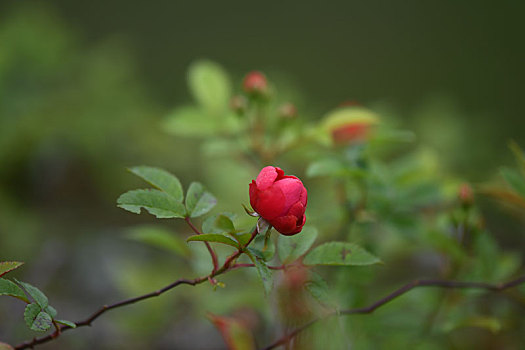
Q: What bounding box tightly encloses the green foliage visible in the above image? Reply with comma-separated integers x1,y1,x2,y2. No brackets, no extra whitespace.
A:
246,250,273,295
55,319,77,328
125,225,189,256
500,167,525,198
117,189,186,218
0,278,29,302
185,182,217,218
0,261,24,277
303,242,381,266
278,226,318,264
128,166,184,202
188,60,232,113
15,280,48,308
248,235,275,262
23,303,52,332
202,214,236,234
187,234,240,249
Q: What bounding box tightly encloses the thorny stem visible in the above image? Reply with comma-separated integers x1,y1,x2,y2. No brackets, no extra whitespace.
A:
261,274,525,350
185,216,219,273
13,228,259,350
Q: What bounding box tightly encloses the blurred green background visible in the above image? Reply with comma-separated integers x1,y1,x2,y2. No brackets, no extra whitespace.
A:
1,1,524,349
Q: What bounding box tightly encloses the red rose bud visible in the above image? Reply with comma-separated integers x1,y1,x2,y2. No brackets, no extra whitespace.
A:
321,106,379,146
249,166,307,235
458,183,474,205
243,71,268,95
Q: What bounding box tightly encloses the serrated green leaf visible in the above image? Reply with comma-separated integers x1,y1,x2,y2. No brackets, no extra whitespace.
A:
24,304,52,332
185,182,217,218
202,214,236,234
0,261,24,277
501,167,525,198
128,166,183,201
278,226,318,264
56,319,76,328
0,342,14,350
15,280,48,308
0,278,29,302
246,251,273,295
44,305,57,318
117,189,186,218
303,242,381,266
188,60,231,113
187,234,240,248
125,225,189,256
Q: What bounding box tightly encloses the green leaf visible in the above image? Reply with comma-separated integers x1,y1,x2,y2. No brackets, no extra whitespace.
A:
24,304,52,332
246,251,273,295
0,278,29,302
0,261,24,277
15,280,48,308
125,225,189,256
0,342,14,350
128,166,183,201
231,232,253,246
185,182,217,218
162,106,218,137
44,305,57,318
303,242,381,266
249,235,275,261
305,271,332,306
188,60,231,112
56,319,76,328
187,234,240,248
278,226,318,264
202,214,236,234
117,189,186,218
501,167,525,198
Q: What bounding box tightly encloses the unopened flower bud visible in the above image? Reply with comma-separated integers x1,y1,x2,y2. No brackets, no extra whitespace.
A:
243,71,268,95
278,103,297,119
230,95,247,115
458,183,474,205
249,166,307,235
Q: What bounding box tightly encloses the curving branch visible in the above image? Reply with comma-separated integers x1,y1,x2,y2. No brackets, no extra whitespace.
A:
261,274,525,350
13,228,259,350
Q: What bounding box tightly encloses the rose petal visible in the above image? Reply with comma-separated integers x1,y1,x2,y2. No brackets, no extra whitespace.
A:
256,166,279,190
255,186,285,220
273,178,304,213
249,181,258,209
271,215,298,235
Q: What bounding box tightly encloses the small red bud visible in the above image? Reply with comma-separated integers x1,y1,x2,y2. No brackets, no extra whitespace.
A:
243,71,268,95
278,103,298,119
458,183,474,205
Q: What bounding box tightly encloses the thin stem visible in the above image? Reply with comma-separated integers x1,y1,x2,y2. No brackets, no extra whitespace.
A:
185,217,219,273
261,274,525,350
14,227,260,350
